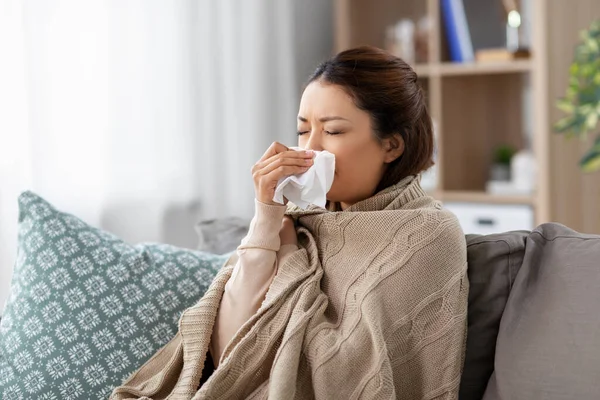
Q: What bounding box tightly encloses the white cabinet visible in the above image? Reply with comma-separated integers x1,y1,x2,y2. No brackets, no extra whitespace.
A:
443,202,534,235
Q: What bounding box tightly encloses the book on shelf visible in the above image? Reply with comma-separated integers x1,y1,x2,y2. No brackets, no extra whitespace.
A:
441,0,474,62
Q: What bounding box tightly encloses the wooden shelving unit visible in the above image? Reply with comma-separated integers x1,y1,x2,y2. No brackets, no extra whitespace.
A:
334,0,600,233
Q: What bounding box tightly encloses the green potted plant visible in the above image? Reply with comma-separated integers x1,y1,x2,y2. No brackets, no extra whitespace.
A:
555,19,600,172
490,144,517,181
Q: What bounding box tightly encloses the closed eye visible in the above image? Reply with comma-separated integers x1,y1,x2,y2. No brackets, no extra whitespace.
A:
297,131,309,136
325,130,342,135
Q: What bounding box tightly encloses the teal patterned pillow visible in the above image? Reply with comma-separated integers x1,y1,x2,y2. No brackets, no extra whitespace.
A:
0,192,229,399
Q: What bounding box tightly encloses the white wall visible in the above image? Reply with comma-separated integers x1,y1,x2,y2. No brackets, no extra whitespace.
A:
0,0,333,312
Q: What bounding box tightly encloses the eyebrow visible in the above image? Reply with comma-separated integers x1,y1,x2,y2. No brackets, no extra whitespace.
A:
297,116,350,123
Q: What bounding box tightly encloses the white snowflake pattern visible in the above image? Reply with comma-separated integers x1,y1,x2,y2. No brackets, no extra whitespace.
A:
48,267,72,289
36,393,59,400
42,218,66,238
15,248,27,269
32,335,56,358
136,302,160,324
41,301,64,324
83,363,108,386
46,355,71,380
122,283,145,304
1,384,24,400
99,294,124,317
10,297,31,321
77,308,101,330
91,246,116,265
130,336,154,359
29,203,52,219
54,321,80,345
106,263,130,284
3,331,21,354
150,322,174,346
19,265,37,286
114,315,138,338
30,281,51,304
67,342,93,366
62,287,87,310
56,236,79,257
13,350,34,373
127,255,150,275
113,242,132,254
70,255,94,276
176,253,200,269
77,231,101,247
151,251,166,263
194,268,215,291
141,270,165,292
160,261,182,280
172,311,183,326
156,290,180,311
22,315,44,338
91,328,116,352
83,275,108,297
177,278,201,299
23,370,45,394
106,349,130,373
63,215,86,230
19,217,33,236
36,248,58,271
25,231,45,252
58,377,83,400
0,363,15,385
98,384,116,399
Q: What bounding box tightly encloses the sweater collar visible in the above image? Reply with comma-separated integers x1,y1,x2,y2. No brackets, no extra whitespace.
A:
286,175,428,217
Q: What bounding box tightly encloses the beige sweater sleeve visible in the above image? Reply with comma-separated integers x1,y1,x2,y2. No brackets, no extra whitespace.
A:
210,200,298,367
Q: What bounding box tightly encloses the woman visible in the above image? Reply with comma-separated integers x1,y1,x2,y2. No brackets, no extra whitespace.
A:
111,46,468,399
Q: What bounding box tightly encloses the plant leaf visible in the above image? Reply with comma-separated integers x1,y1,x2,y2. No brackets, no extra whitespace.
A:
557,98,575,113
580,146,600,172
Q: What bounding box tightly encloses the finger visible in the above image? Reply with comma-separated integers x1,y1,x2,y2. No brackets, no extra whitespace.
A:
252,149,313,174
258,141,289,163
255,152,313,173
261,165,311,185
258,155,313,177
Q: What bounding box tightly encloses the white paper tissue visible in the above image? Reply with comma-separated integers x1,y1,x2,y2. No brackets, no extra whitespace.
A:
272,148,335,209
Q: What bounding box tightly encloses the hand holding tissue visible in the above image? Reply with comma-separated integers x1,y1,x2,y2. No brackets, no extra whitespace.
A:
272,148,335,209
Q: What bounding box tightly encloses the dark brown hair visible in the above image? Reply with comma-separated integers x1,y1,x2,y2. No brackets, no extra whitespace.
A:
307,46,434,192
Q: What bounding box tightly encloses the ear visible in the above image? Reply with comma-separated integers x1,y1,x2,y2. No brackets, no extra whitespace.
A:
382,133,405,163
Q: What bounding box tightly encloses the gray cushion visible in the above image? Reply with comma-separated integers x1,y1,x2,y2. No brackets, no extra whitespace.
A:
195,217,249,255
483,223,600,400
459,231,528,400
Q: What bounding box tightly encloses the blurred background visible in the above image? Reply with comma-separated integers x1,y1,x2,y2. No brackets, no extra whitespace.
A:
1,0,599,307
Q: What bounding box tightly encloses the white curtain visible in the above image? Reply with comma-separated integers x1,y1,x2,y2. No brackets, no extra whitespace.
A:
0,0,332,309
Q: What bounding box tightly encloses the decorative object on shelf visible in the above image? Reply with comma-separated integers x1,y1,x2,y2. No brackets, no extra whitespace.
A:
510,149,536,194
501,0,524,52
415,16,431,64
385,19,415,65
555,19,600,173
490,144,516,181
487,145,536,195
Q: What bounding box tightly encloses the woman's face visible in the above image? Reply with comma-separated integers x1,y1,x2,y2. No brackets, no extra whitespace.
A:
297,80,402,209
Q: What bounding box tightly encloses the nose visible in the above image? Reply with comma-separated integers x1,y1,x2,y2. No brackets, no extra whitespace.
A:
304,130,324,152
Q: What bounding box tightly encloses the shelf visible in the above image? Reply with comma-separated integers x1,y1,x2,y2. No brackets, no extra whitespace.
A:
438,191,535,205
413,60,533,78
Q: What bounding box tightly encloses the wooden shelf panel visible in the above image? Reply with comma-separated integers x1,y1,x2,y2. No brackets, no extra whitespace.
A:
438,190,535,205
413,60,533,78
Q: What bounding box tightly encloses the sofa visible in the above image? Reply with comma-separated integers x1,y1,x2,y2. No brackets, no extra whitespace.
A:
196,218,600,400
2,191,599,399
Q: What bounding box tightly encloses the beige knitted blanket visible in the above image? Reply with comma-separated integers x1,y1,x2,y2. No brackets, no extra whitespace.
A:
111,176,468,399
